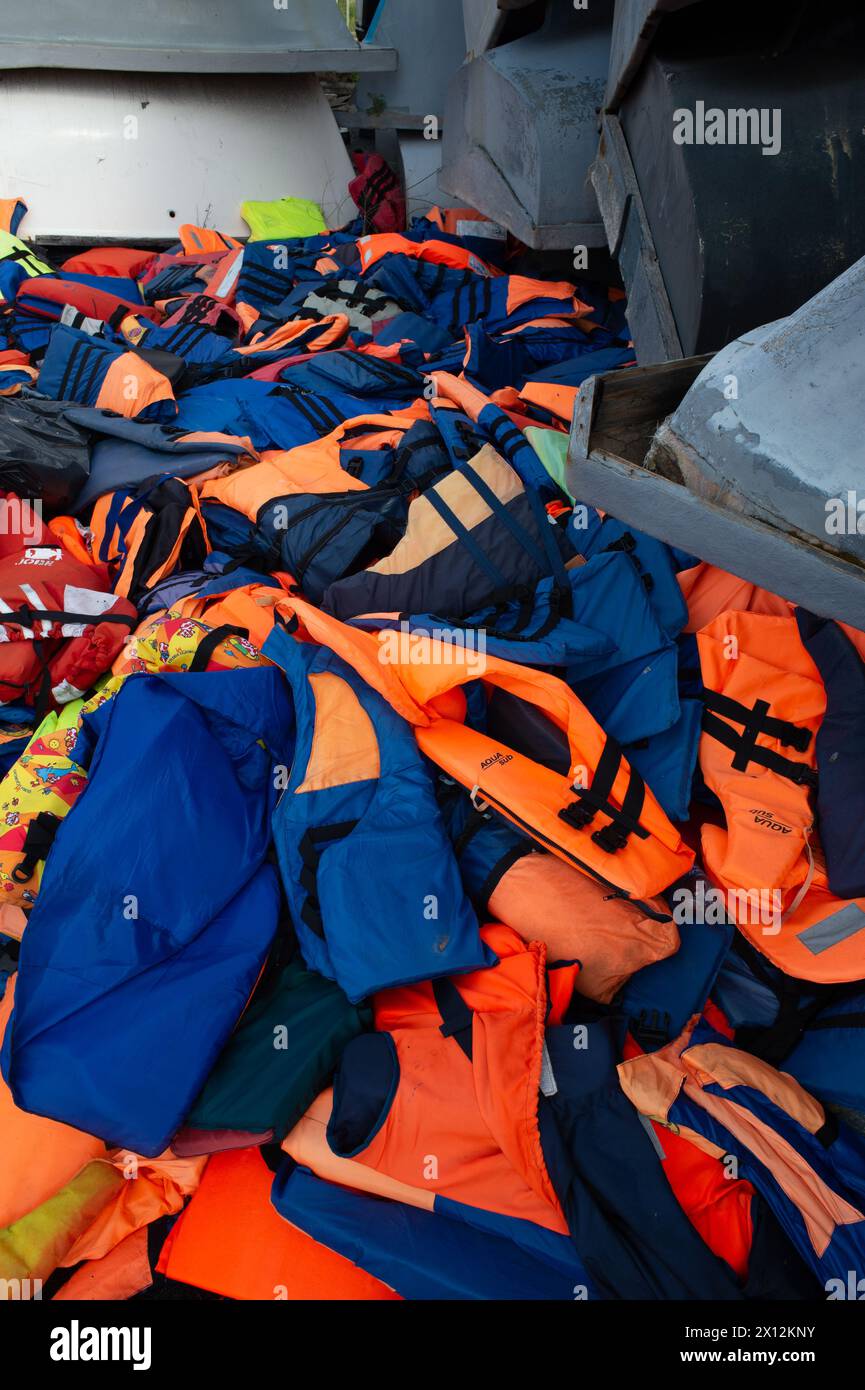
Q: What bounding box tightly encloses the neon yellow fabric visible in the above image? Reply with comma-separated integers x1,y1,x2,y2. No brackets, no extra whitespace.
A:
240,196,327,241
525,427,572,500
0,1162,123,1285
0,231,52,303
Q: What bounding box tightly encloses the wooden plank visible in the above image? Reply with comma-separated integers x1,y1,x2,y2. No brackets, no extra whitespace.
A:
566,450,865,630
592,354,711,428
570,354,713,468
570,375,600,462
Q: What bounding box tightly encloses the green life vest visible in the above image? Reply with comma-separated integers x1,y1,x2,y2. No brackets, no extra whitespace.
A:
186,953,370,1139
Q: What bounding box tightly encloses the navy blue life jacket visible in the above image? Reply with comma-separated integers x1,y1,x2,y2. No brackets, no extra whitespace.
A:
795,608,865,898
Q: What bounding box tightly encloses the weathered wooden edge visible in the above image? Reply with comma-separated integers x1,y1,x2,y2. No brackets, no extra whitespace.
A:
566,450,865,629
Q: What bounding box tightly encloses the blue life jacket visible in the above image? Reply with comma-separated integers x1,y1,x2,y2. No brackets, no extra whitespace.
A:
235,238,336,312
652,1017,865,1287
346,572,614,668
67,408,253,513
460,322,603,393
321,445,573,624
374,311,454,354
1,668,294,1155
624,697,703,822
796,608,865,898
271,1161,594,1300
566,550,681,744
264,625,493,1002
714,939,865,1114
255,484,412,603
570,512,688,640
36,324,178,422
620,870,734,1047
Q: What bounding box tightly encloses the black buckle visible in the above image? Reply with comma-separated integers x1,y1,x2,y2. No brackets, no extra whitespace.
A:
631,1009,672,1050
559,800,596,831
592,822,629,854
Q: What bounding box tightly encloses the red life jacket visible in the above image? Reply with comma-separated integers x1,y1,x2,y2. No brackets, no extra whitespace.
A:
349,153,405,234
60,247,158,280
0,495,136,707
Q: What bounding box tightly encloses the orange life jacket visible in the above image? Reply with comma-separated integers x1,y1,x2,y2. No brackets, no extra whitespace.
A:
679,561,865,665
268,594,694,903
426,205,488,236
237,314,351,358
179,225,242,255
159,577,295,652
357,233,501,278
519,380,579,425
0,198,27,235
199,410,424,522
388,639,693,902
486,850,678,1002
305,924,575,1235
0,978,204,1285
156,1145,399,1301
698,610,865,982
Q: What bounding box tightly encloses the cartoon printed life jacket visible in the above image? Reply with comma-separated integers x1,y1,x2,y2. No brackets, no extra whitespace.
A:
0,703,88,915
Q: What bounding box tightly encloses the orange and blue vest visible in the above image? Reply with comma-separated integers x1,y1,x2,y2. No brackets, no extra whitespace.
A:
37,325,177,422
619,1015,865,1288
318,925,741,1299
263,623,492,1002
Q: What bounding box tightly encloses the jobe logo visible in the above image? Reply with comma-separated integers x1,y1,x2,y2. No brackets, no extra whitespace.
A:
480,751,513,771
750,808,791,834
18,547,62,566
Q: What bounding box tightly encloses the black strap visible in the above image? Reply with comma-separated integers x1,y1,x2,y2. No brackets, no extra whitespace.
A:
432,977,474,1061
558,735,649,852
703,690,813,754
808,1011,865,1031
297,820,358,938
427,262,447,301
11,810,61,883
188,624,249,672
701,703,818,789
1,606,136,631
457,457,550,576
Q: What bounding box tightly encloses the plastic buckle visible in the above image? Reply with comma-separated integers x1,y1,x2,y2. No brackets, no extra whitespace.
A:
559,800,596,831
592,822,628,853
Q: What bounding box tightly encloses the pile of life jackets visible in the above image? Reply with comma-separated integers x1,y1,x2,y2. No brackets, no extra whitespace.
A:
1,190,865,1304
